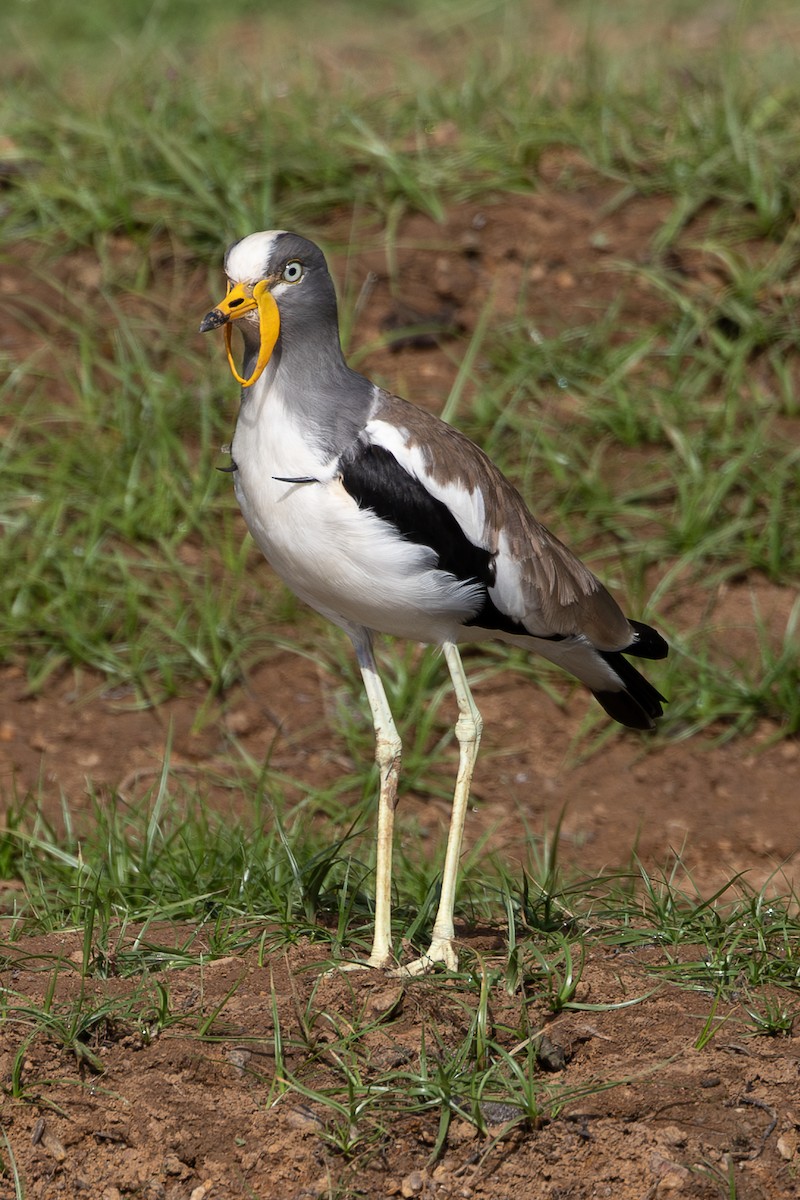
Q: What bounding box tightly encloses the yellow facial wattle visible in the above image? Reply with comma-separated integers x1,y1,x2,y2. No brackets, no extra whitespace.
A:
200,279,281,388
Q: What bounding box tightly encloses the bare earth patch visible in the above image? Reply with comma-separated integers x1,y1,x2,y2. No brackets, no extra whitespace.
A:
2,177,799,1197
2,932,799,1199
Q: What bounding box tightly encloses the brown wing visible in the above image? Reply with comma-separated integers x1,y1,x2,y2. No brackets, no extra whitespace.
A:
375,392,633,650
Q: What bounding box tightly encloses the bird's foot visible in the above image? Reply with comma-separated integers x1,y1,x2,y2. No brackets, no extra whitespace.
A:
392,937,459,977
324,939,459,977
325,950,393,975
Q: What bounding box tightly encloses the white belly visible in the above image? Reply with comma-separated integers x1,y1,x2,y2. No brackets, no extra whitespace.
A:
230,392,481,642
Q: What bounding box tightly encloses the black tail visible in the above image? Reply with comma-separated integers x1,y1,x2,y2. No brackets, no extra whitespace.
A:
593,620,668,731
627,619,669,660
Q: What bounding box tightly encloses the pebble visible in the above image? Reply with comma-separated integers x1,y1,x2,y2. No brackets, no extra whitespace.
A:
658,1124,687,1148
285,1106,323,1133
366,985,404,1020
226,1047,252,1075
163,1154,190,1178
40,1130,67,1162
297,1176,331,1198
659,1168,690,1191
29,731,56,753
224,709,256,735
650,1153,690,1191
401,1170,425,1197
777,1132,798,1160
447,1119,477,1145
481,1101,523,1125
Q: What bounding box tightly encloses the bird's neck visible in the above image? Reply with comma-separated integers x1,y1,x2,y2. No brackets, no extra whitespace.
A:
238,325,374,458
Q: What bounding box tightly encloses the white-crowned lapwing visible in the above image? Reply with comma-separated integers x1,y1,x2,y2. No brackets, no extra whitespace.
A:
199,231,667,974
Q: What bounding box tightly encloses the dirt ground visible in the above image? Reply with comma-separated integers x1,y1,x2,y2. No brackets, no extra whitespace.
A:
2,164,799,1197
2,930,799,1200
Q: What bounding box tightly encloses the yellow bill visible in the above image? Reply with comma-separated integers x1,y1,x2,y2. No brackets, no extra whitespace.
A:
199,279,280,388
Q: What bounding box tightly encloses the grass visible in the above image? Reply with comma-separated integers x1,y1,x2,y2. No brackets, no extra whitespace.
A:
5,767,799,985
1,1,799,1190
2,0,798,725
2,782,798,1187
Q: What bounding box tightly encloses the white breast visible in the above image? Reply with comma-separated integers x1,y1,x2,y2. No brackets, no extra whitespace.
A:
230,383,483,642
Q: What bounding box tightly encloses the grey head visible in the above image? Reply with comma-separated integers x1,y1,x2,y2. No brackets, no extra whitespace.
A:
213,230,373,451
224,231,338,342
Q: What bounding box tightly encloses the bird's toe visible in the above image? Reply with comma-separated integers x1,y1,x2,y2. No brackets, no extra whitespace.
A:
392,938,459,977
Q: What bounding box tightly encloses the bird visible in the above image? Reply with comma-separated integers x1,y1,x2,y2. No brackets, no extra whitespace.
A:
199,230,668,975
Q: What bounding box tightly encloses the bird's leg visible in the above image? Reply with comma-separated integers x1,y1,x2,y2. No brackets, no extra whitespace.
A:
344,631,402,970
397,641,482,977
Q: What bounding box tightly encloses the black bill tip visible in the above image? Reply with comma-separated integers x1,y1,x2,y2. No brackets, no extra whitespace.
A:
199,308,228,333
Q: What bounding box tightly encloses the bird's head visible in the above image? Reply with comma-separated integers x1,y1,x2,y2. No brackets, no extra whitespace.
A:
199,230,335,387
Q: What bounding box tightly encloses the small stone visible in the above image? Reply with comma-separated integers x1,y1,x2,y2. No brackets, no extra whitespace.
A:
227,1047,251,1075
481,1101,522,1126
224,709,256,736
285,1106,323,1133
298,1177,331,1198
72,259,103,290
366,986,404,1021
651,1154,690,1191
401,1171,425,1197
428,119,459,148
447,1119,476,1145
659,1169,690,1190
29,731,56,753
590,232,613,252
40,1130,67,1162
658,1125,688,1149
163,1154,190,1177
0,721,16,742
372,1044,411,1070
534,1033,567,1072
777,1132,798,1160
189,1184,214,1200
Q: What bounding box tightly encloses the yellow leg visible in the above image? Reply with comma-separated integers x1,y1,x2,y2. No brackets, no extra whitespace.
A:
342,631,401,970
396,641,482,976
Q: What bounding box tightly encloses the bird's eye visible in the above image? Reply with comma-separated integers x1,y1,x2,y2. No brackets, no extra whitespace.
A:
282,260,304,283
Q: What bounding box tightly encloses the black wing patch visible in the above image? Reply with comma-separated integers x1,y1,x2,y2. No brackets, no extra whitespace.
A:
339,442,528,636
